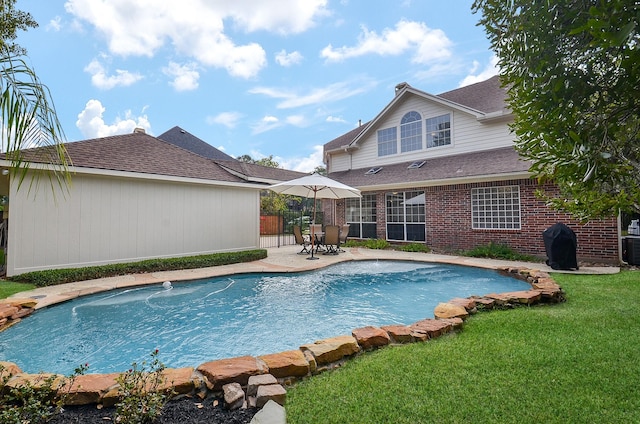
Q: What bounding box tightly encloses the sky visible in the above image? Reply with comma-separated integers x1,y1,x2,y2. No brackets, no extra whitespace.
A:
15,0,498,172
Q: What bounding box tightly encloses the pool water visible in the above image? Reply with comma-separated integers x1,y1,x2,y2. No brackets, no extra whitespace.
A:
0,261,530,374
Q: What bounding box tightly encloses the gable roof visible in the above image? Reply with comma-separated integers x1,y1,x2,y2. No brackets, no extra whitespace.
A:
324,75,508,155
157,126,235,161
13,130,306,185
328,146,531,190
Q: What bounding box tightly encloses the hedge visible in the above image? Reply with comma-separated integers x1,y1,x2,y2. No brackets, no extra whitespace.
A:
11,249,268,287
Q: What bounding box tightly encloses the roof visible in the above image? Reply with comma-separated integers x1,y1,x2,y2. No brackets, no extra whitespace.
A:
327,147,531,189
157,126,235,160
323,76,508,155
13,130,305,185
437,75,507,114
323,121,371,153
215,160,306,183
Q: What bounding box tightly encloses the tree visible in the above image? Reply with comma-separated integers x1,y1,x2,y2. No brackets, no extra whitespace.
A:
473,0,640,220
1,0,70,191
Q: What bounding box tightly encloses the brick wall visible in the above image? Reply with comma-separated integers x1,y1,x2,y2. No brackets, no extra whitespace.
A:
326,179,620,264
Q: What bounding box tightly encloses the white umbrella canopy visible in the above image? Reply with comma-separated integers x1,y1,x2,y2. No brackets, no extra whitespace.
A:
268,173,361,200
268,173,361,259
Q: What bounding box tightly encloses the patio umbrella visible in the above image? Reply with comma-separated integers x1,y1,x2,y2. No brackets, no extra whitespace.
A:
268,173,361,259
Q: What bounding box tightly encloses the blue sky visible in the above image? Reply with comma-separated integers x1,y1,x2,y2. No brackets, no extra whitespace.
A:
16,0,498,172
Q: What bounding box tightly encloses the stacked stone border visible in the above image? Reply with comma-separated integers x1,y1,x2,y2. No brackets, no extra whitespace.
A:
0,266,563,414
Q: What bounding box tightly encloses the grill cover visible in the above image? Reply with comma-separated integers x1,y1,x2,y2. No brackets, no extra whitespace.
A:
542,223,578,270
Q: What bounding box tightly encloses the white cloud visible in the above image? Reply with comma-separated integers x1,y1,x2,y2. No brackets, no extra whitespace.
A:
249,79,376,109
326,115,347,123
459,55,500,87
285,115,306,127
207,111,243,128
84,59,143,90
163,61,200,91
278,145,324,172
251,115,281,134
64,0,328,78
76,99,151,138
275,50,303,67
47,16,62,31
321,20,452,64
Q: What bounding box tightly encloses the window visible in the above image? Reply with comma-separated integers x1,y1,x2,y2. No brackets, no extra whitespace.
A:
400,111,422,152
471,186,521,230
377,127,397,156
426,114,451,148
386,191,425,241
346,194,377,238
365,167,383,175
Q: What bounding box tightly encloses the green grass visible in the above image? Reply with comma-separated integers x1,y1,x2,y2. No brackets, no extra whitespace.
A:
0,281,35,299
287,270,640,423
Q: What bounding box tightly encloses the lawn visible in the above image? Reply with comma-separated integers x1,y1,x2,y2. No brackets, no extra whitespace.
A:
286,270,640,423
0,281,34,299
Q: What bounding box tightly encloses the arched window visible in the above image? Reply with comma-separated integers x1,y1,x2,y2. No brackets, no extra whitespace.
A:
400,111,422,152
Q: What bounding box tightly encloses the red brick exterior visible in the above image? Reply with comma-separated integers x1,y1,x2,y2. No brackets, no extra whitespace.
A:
328,178,619,264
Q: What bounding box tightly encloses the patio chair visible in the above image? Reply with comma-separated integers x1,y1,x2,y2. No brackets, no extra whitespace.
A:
293,225,311,255
338,224,350,252
322,225,341,255
310,224,324,252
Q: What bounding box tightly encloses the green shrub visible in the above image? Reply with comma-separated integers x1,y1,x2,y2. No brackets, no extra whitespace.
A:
0,363,87,424
461,242,539,262
12,249,267,287
399,242,431,253
344,239,390,250
115,350,172,424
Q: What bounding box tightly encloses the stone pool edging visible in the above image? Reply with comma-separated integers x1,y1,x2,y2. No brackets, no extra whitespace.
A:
0,266,564,413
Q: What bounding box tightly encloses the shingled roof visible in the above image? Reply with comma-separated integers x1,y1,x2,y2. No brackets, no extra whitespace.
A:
323,76,508,154
328,147,530,189
157,126,235,161
15,131,305,185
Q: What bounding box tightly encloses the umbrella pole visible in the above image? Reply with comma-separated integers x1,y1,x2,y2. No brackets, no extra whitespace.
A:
308,190,319,260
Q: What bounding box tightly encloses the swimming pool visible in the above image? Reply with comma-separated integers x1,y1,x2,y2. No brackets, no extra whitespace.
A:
0,260,530,374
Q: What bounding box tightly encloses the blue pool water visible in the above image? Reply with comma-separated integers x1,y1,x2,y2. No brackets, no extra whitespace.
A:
0,261,530,375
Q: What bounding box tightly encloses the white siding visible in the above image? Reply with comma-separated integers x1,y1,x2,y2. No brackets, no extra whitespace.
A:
6,172,260,276
328,151,351,173
340,95,514,170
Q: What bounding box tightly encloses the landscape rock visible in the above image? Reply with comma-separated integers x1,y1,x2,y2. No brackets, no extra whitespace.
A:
197,356,267,391
250,399,287,424
433,302,469,319
256,384,286,408
223,382,245,410
64,373,119,405
258,350,309,378
300,335,360,365
380,325,414,343
352,326,391,350
247,374,278,397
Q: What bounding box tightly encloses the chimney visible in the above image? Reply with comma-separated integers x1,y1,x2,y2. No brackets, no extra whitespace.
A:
358,119,362,127
133,127,146,134
395,82,409,95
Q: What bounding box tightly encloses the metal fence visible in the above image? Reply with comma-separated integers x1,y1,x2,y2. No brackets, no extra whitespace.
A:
259,209,324,248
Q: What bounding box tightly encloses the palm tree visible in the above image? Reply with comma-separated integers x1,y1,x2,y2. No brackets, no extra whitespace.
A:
1,53,71,192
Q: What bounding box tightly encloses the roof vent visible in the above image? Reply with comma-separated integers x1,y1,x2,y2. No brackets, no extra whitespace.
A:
365,167,383,175
133,127,146,134
407,160,426,169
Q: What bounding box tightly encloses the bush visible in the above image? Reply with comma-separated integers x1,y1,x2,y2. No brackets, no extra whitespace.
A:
12,250,267,287
461,242,539,262
398,242,431,253
115,350,172,424
343,239,390,250
0,363,87,424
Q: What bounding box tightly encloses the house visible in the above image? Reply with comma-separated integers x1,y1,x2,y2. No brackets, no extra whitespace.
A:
0,128,304,276
322,76,620,263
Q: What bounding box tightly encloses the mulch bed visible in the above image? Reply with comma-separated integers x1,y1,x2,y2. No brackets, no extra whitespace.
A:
49,396,258,424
